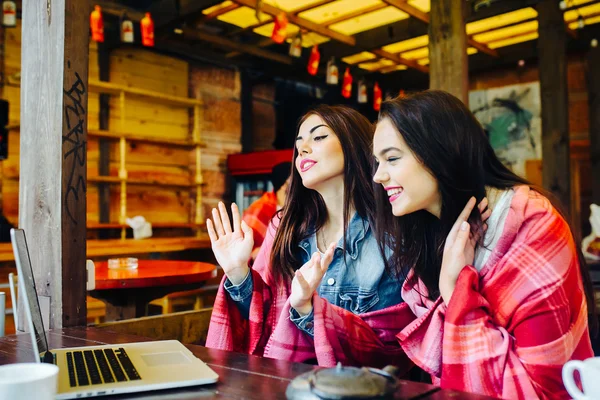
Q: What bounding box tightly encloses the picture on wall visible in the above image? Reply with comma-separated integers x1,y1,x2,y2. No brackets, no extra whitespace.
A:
469,81,542,177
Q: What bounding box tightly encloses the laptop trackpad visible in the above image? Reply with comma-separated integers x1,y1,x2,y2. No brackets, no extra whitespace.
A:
141,352,191,367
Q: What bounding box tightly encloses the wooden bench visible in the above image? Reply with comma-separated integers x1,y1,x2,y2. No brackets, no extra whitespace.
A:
148,265,222,315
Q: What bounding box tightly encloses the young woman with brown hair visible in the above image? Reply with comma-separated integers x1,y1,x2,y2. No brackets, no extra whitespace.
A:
206,105,413,368
372,90,596,399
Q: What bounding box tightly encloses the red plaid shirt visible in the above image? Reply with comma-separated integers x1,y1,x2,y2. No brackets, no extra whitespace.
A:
242,191,278,254
398,186,594,399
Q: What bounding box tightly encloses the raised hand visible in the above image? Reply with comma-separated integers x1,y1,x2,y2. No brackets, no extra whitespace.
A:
206,202,253,285
289,242,336,316
439,197,490,304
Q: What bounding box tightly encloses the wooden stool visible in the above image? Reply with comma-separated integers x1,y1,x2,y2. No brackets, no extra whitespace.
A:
86,296,106,324
148,264,222,315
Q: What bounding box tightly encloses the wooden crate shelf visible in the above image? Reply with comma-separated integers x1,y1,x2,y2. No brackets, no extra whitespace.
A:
3,67,206,239
88,80,202,108
8,127,206,148
88,129,206,148
88,176,195,189
87,222,205,229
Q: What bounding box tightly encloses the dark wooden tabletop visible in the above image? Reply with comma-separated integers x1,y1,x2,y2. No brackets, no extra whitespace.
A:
93,260,217,290
0,327,497,399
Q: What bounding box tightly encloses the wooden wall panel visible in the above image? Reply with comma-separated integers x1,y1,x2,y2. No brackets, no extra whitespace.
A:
4,21,20,78
108,48,189,140
189,65,241,214
252,83,276,151
109,142,191,167
87,186,99,224
111,187,190,224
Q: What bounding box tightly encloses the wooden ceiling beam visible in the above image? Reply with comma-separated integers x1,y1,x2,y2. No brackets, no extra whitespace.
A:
293,0,338,15
382,0,429,23
232,0,356,45
382,0,499,57
371,49,429,73
201,3,240,21
149,0,222,29
180,27,294,65
227,0,337,38
227,18,274,37
225,1,426,71
323,4,388,27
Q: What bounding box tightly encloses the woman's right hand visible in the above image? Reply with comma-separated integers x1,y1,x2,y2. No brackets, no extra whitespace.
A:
206,202,253,285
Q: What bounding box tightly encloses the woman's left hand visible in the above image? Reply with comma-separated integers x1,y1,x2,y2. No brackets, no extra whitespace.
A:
439,197,491,305
290,242,336,316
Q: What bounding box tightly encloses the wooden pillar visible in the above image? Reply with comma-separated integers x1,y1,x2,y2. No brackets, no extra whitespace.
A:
428,0,468,104
98,41,111,239
589,43,600,205
537,0,570,211
20,0,89,328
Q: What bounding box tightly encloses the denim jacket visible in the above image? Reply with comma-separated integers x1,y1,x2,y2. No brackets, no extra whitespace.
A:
224,213,403,336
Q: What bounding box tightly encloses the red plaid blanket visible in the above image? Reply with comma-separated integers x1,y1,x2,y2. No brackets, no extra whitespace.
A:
206,218,415,370
397,186,594,399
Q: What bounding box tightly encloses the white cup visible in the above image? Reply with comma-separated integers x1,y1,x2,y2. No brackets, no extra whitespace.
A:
563,357,600,400
0,363,59,400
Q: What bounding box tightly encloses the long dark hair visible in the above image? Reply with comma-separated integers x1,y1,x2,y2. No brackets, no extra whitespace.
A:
270,105,376,284
374,90,597,332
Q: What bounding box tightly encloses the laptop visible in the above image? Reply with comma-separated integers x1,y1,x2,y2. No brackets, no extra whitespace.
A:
10,228,219,399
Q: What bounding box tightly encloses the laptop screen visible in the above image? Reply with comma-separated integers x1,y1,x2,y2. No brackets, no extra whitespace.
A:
11,228,49,355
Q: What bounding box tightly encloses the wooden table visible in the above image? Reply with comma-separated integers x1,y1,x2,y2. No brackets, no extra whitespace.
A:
89,260,217,321
0,327,497,399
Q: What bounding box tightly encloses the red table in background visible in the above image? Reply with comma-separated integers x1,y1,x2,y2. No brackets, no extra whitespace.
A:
89,260,217,321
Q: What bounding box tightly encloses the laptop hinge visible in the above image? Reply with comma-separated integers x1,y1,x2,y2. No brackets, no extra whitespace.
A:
41,351,55,364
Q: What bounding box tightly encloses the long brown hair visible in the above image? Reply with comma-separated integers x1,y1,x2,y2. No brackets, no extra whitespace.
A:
374,90,597,333
270,105,376,284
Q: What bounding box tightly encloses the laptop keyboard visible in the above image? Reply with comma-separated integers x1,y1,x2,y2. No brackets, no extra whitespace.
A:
66,348,141,387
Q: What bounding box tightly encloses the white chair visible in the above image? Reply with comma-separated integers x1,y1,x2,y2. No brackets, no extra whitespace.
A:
8,272,17,330
3,261,97,334
0,273,17,336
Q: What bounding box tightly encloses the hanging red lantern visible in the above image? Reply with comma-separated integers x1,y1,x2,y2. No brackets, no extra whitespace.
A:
90,5,104,43
357,81,367,104
271,12,288,44
141,12,155,47
326,58,338,85
373,82,382,111
2,1,16,27
307,45,320,76
399,89,406,98
289,32,302,57
341,68,352,98
121,15,134,43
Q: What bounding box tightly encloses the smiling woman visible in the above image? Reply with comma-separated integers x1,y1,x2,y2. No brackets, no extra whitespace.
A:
372,90,597,399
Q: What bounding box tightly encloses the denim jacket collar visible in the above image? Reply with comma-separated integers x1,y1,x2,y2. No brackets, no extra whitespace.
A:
298,212,369,260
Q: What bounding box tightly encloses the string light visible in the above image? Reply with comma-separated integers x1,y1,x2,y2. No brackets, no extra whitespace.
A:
559,1,567,10
592,38,598,48
577,15,585,29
